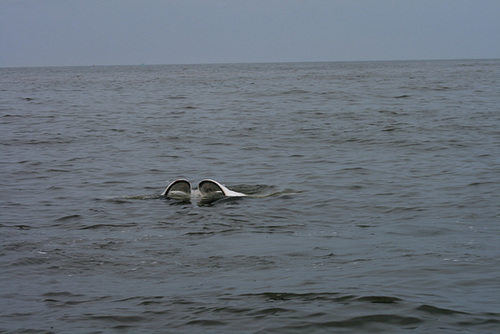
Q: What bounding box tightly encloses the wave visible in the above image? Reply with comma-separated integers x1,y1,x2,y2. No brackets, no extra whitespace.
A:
11,291,494,333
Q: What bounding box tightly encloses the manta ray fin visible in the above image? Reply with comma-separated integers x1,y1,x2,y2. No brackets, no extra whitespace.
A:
198,179,247,198
162,179,192,199
198,179,225,199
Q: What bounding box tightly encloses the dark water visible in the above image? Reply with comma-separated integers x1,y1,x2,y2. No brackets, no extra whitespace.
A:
1,59,499,333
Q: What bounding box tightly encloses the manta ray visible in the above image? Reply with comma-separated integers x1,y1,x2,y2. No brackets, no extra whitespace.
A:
162,179,247,201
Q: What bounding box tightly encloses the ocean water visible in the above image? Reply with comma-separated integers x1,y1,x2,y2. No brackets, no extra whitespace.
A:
1,59,499,333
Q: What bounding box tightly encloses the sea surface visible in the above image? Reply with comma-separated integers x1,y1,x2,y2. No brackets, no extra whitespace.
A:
1,59,499,333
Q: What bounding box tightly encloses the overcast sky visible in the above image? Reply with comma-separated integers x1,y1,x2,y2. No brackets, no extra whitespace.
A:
1,0,499,67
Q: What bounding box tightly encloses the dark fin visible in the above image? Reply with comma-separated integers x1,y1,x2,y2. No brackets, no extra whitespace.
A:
198,179,226,199
162,179,191,199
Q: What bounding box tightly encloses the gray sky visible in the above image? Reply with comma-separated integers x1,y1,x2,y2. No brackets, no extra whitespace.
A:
1,0,499,67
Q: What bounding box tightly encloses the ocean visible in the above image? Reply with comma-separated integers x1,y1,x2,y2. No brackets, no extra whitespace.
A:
1,59,499,333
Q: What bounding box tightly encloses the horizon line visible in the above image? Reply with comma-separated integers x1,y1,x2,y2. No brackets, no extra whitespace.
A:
1,57,499,69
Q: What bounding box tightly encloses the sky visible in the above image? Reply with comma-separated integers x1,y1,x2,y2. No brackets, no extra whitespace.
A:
1,0,499,67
